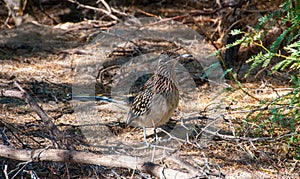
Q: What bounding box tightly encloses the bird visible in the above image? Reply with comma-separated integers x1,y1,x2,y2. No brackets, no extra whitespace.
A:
126,51,192,144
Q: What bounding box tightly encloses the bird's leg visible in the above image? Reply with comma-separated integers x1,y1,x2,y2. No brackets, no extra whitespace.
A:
132,127,155,150
180,117,189,130
154,128,159,142
142,127,149,146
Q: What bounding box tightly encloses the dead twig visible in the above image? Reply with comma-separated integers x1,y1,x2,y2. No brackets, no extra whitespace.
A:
0,145,192,179
97,0,111,13
97,0,128,17
141,1,249,28
3,164,9,179
67,0,120,21
0,82,64,142
202,129,297,142
166,152,198,175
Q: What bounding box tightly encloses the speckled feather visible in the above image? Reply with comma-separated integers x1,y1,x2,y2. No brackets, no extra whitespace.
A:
126,52,180,127
130,74,178,117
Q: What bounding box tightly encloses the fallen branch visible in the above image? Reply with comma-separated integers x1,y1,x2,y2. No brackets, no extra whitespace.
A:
0,145,191,179
67,0,120,21
143,1,249,27
202,129,297,142
0,82,64,141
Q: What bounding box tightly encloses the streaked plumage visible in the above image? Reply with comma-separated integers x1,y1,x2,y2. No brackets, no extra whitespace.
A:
126,52,187,130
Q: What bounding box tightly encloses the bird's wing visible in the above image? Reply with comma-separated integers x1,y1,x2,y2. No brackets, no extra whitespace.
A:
152,74,175,94
126,77,155,124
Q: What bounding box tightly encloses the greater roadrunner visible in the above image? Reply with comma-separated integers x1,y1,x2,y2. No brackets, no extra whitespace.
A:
126,51,192,143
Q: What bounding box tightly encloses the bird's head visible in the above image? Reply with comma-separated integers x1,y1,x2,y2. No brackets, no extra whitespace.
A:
156,51,192,82
157,51,192,71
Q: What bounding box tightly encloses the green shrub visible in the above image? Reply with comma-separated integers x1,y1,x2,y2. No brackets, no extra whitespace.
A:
227,0,300,159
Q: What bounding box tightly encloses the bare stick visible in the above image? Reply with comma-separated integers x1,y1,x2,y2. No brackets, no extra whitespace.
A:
3,164,9,179
0,82,64,141
166,153,198,175
201,129,297,142
97,0,128,17
0,145,191,179
97,0,111,13
67,0,120,21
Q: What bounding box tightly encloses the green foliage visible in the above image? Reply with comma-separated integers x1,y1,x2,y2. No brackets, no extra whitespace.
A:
228,0,300,159
228,0,300,75
280,41,300,70
220,68,233,79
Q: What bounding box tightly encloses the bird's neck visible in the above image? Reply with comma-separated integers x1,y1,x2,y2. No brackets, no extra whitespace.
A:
156,62,178,84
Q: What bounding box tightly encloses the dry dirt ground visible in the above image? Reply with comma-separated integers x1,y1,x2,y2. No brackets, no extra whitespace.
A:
0,1,299,178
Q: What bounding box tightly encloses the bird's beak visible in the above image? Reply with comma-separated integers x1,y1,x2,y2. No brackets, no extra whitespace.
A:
179,54,193,58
